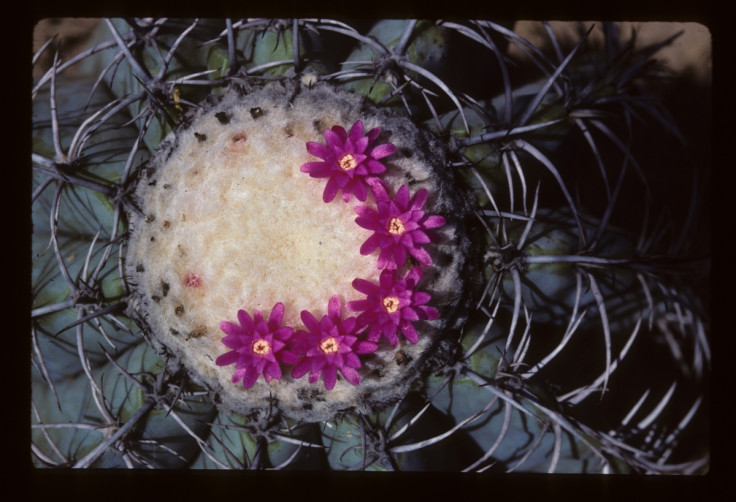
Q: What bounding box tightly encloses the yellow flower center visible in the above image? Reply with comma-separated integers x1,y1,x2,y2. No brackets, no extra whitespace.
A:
320,336,340,354
338,153,357,171
382,296,400,314
252,339,272,356
387,217,405,235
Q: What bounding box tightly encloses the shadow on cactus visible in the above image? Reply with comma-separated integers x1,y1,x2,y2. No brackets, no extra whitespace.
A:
31,18,709,472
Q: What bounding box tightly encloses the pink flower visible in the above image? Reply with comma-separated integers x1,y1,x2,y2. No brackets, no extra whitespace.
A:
216,303,298,389
355,179,446,270
290,296,377,390
301,120,396,203
347,266,439,347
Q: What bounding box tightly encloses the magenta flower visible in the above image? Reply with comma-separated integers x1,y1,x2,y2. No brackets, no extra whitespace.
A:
347,266,439,347
290,295,377,390
216,303,298,389
300,120,397,203
355,179,446,269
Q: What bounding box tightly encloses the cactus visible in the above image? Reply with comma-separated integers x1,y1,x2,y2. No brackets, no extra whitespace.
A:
31,18,709,473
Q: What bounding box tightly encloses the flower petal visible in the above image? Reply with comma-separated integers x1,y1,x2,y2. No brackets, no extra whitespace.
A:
402,307,420,321
393,246,407,268
395,185,410,209
322,176,340,203
269,302,285,326
278,349,300,365
350,179,368,201
236,310,255,332
289,331,310,354
319,315,334,335
410,188,428,210
291,358,311,379
341,351,359,370
354,135,369,154
308,369,322,384
323,365,338,390
360,233,382,255
265,360,282,380
300,161,330,175
215,350,239,367
407,245,432,266
367,177,390,203
348,120,364,143
405,265,423,285
300,310,321,334
352,277,380,296
370,143,397,160
378,268,395,290
355,340,378,354
274,326,294,342
423,215,446,229
242,366,261,388
383,329,399,347
364,159,388,174
270,339,285,354
410,230,431,244
355,215,380,231
367,324,382,342
418,305,440,320
306,141,333,160
377,247,395,269
325,127,346,148
253,310,266,328
412,291,432,305
232,367,246,384
345,300,373,312
341,317,357,334
402,219,422,235
354,204,378,218
400,321,419,344
310,354,327,371
357,311,377,328
340,366,361,386
328,295,341,319
219,321,245,337
331,171,350,188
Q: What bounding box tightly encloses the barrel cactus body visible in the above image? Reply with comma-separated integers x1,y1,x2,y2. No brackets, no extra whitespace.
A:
31,18,709,473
